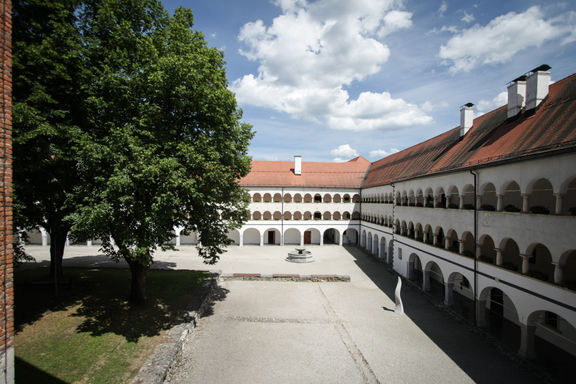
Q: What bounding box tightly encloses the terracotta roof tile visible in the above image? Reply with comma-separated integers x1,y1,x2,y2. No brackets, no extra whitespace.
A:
363,72,576,187
240,156,371,188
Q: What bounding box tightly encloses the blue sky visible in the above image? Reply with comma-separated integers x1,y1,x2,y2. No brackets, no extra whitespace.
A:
163,0,576,162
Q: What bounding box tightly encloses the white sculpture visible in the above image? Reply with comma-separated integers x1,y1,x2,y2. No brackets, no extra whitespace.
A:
395,276,404,315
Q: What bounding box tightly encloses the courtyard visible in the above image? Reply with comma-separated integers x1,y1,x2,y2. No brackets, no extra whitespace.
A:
23,245,549,383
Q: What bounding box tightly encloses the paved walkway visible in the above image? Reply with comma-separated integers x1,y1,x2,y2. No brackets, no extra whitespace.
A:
24,245,541,383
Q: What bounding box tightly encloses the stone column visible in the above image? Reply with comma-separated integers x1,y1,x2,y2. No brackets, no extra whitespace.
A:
239,230,244,247
553,263,563,284
459,241,464,254
445,237,451,250
521,254,530,274
518,323,536,359
495,248,503,266
40,228,48,247
554,193,563,215
445,196,450,209
260,233,264,247
433,234,438,246
476,244,482,259
444,282,454,306
496,194,503,211
521,194,529,213
423,232,428,244
476,299,488,327
433,195,438,208
476,196,482,209
459,195,465,209
423,270,431,292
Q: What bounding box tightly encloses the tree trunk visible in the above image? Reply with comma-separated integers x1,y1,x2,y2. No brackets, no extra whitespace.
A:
126,258,148,305
49,227,69,281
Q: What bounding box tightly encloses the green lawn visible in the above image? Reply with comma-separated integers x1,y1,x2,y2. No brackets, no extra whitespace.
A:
15,267,209,384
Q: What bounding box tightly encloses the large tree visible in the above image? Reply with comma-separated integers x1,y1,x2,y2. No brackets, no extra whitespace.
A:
12,0,86,279
72,1,253,304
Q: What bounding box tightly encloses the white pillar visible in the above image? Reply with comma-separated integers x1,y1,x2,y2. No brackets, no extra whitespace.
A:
459,241,464,255
40,228,48,247
496,194,503,211
554,193,563,215
521,194,529,213
521,254,530,274
444,237,451,250
87,240,93,247
553,263,563,284
260,233,264,246
518,323,536,359
496,248,503,266
444,282,454,306
459,195,465,209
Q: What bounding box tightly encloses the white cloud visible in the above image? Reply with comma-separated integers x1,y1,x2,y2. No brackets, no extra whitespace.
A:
440,6,576,73
232,0,431,131
477,91,507,115
461,12,475,23
438,1,447,17
369,147,400,159
330,144,359,160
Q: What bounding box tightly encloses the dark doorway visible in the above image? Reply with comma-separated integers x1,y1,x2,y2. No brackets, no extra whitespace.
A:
268,230,275,245
304,231,312,244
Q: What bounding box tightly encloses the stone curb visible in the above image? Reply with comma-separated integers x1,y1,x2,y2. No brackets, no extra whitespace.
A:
220,272,351,282
130,272,220,384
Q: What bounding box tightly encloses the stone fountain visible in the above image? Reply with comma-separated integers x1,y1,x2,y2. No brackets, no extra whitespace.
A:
286,247,314,263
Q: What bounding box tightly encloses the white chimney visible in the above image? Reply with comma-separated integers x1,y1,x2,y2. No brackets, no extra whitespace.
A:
526,64,551,111
459,103,474,137
294,155,302,176
507,76,526,118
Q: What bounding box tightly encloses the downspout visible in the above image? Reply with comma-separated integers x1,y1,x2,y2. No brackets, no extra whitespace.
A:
470,169,478,327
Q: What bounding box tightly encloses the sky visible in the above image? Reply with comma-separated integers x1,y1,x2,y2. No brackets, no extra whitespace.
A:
162,0,576,162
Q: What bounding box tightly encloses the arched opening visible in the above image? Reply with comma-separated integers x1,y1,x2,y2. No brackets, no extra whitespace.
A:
408,253,423,285
461,231,475,258
323,211,331,220
425,187,434,207
525,243,554,282
352,211,360,220
263,211,272,221
323,193,332,203
283,211,292,220
447,186,460,209
529,178,554,214
313,211,322,220
380,237,387,259
180,231,198,245
479,287,520,351
437,187,446,208
424,225,433,245
284,228,301,245
228,229,240,245
435,227,445,248
367,233,373,252
447,272,474,322
304,194,312,203
252,193,262,203
303,228,321,245
462,184,475,209
352,194,360,203
333,194,342,203
273,193,282,202
502,181,522,212
284,193,292,203
293,211,302,221
343,194,351,203
373,234,379,256
500,238,521,272
243,228,260,245
424,261,445,303
481,183,497,210
273,211,282,220
563,178,576,216
314,194,322,203
559,250,576,291
343,211,351,220
408,190,415,206
264,229,281,245
400,221,407,236
479,235,496,264
361,230,366,247
343,228,358,245
263,193,272,202
415,223,423,242
416,189,424,207
303,211,312,220
252,211,262,220
25,228,44,245
333,211,341,220
407,222,415,239
527,310,576,383
446,229,459,253
323,228,340,245
395,220,401,235
294,193,303,203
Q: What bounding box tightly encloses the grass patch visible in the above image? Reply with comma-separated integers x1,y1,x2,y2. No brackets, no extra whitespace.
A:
15,267,210,384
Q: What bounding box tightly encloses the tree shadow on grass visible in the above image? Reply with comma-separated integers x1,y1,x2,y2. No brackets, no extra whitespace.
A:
15,357,68,384
72,270,229,342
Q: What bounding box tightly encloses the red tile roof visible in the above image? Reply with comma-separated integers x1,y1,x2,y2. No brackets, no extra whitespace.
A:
363,72,576,188
240,156,371,188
